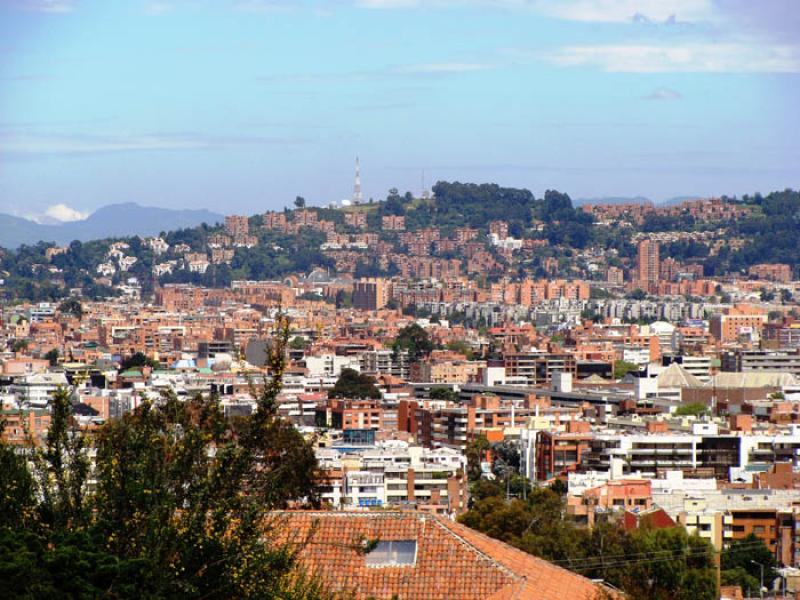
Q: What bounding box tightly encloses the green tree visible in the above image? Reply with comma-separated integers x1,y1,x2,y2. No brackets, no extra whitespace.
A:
294,196,306,209
290,335,308,350
628,288,647,300
445,339,474,359
721,533,778,589
44,348,60,366
119,351,160,372
329,368,381,400
674,402,709,417
620,527,717,600
429,386,458,401
613,360,639,380
458,486,718,600
720,566,759,594
36,386,91,531
0,319,329,599
0,432,37,529
58,297,84,320
392,323,434,363
465,435,491,481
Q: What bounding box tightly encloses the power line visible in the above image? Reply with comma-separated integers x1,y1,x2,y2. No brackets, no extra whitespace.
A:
546,540,770,571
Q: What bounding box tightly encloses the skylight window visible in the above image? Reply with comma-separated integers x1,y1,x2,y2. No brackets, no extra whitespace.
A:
364,540,417,567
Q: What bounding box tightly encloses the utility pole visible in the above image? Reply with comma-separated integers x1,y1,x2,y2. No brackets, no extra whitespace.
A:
751,560,765,600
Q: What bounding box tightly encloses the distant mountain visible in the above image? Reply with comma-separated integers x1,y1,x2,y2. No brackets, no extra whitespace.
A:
573,196,652,207
573,195,704,207
0,203,223,248
656,195,703,207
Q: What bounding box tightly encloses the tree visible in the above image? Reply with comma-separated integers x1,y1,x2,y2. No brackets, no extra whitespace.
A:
44,348,59,366
620,527,717,600
674,402,709,417
290,335,308,350
465,435,491,481
294,196,306,209
119,351,160,371
490,440,520,479
36,386,91,531
0,319,329,599
329,368,381,400
392,323,434,363
721,533,778,590
720,566,759,594
445,339,474,359
613,360,639,380
0,432,36,529
58,297,83,320
628,288,647,300
429,386,458,401
458,486,718,600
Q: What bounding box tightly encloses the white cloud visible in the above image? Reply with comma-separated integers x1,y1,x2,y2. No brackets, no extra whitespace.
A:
6,0,76,13
357,0,420,7
42,203,88,222
396,62,491,74
546,42,800,73
644,87,682,100
144,2,172,15
0,131,308,158
356,0,713,22
233,0,297,12
1,133,207,155
526,0,712,23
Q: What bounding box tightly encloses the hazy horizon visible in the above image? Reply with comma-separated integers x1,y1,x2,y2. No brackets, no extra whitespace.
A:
2,0,798,221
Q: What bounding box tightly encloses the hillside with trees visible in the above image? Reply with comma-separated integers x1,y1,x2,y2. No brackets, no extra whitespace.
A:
1,183,799,303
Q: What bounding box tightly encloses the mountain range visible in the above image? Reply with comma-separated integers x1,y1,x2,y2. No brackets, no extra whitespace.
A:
0,203,223,248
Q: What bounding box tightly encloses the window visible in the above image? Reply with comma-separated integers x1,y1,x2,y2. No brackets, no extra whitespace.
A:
365,540,417,567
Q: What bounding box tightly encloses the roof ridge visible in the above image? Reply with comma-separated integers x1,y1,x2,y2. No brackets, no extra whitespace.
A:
438,516,596,579
430,516,525,584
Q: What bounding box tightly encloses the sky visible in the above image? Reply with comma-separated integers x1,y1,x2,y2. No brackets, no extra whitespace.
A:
0,0,798,220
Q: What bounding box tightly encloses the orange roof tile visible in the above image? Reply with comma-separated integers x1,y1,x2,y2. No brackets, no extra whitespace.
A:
275,511,610,600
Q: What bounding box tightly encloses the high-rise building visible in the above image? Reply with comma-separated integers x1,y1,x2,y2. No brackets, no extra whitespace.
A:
352,278,391,310
637,239,660,288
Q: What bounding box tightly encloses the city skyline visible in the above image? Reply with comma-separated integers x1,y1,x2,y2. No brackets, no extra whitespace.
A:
1,0,799,221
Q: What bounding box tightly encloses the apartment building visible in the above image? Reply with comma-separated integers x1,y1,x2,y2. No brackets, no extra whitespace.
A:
352,278,392,311
582,427,800,480
399,395,534,451
317,443,468,514
710,304,768,342
722,349,800,377
503,352,577,386
224,215,249,237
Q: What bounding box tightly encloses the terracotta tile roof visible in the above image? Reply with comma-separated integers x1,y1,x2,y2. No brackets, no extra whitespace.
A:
275,511,609,600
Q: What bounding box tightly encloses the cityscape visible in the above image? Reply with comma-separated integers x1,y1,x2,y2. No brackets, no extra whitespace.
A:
2,1,800,600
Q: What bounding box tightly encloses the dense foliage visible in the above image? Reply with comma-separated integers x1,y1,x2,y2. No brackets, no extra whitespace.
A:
392,323,434,363
0,322,327,599
720,533,778,592
2,186,800,301
329,368,381,400
458,483,718,600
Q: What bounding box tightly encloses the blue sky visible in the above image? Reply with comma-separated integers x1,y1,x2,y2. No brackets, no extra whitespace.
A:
1,0,798,220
